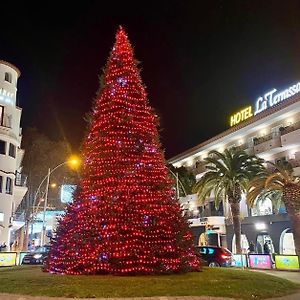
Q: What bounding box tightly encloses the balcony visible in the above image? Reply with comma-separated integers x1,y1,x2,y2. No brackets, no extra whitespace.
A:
0,124,17,140
236,143,248,151
253,133,282,154
289,159,300,176
10,212,25,231
280,120,300,135
14,173,28,209
15,172,27,187
12,211,25,222
280,121,300,147
236,143,255,155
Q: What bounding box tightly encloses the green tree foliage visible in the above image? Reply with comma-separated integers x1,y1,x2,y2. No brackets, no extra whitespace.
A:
247,160,300,255
168,164,196,197
193,148,264,253
21,127,75,208
19,127,77,250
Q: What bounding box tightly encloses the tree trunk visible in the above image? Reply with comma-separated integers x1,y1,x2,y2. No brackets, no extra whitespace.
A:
283,184,300,256
22,218,29,251
229,200,242,254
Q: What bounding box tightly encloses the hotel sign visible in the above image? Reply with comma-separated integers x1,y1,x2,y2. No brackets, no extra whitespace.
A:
230,106,253,127
255,82,300,115
230,81,300,127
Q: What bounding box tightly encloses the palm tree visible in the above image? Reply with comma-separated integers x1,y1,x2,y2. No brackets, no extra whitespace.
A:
247,161,300,255
193,148,264,253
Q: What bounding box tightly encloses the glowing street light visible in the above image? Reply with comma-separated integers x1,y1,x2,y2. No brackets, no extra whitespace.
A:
32,155,80,247
68,155,80,168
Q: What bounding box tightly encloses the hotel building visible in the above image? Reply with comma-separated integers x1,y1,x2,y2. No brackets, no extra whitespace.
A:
168,81,300,255
0,60,27,249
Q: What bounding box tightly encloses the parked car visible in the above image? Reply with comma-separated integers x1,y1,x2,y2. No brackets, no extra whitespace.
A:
196,246,232,267
22,245,50,265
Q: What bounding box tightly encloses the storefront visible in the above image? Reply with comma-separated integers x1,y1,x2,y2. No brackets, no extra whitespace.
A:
227,214,295,254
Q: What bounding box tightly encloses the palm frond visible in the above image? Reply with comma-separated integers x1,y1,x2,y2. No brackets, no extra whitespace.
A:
265,173,285,188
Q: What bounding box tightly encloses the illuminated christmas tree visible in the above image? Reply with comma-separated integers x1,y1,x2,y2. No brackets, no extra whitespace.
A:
45,26,200,275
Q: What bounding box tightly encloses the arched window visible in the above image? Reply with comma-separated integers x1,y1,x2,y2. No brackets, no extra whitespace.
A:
252,197,273,216
232,234,249,254
280,228,296,255
4,72,12,83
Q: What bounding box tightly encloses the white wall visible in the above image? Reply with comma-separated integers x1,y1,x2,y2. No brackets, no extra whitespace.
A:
0,61,26,249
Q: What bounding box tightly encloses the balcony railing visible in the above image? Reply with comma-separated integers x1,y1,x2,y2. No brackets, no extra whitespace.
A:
280,120,300,135
12,211,25,222
253,132,281,146
236,143,248,151
15,172,27,187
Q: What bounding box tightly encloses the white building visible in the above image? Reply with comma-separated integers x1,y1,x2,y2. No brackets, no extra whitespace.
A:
0,60,27,250
169,80,300,254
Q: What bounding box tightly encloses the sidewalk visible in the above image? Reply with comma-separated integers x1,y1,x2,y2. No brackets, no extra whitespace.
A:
249,269,300,284
265,292,300,300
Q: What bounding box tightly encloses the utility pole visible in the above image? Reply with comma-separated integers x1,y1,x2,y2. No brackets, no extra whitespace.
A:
41,168,50,246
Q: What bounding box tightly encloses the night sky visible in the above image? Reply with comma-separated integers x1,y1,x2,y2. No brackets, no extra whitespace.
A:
1,1,300,159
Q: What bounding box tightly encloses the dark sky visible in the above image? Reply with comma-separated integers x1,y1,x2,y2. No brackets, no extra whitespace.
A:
1,1,300,159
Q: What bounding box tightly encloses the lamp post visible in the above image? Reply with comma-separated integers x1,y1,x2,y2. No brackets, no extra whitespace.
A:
30,156,79,247
40,167,50,247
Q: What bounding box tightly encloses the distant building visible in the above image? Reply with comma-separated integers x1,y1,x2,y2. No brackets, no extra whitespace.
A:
0,60,27,250
169,80,300,255
27,185,76,248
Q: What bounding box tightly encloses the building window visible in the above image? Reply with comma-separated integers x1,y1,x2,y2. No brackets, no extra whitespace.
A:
6,177,12,194
0,175,2,193
280,228,296,255
4,72,12,83
9,143,16,158
0,140,6,155
0,106,3,126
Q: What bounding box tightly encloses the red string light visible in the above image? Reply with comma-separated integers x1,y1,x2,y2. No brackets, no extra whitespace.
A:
45,26,200,275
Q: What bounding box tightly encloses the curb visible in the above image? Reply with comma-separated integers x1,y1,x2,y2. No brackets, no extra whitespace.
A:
1,294,300,300
0,294,237,300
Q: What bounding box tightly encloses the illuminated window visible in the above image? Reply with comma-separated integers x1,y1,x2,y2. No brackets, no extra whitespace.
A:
4,72,12,83
5,177,12,194
0,140,6,155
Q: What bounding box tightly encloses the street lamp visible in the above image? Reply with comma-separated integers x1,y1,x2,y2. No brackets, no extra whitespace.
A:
31,156,80,247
